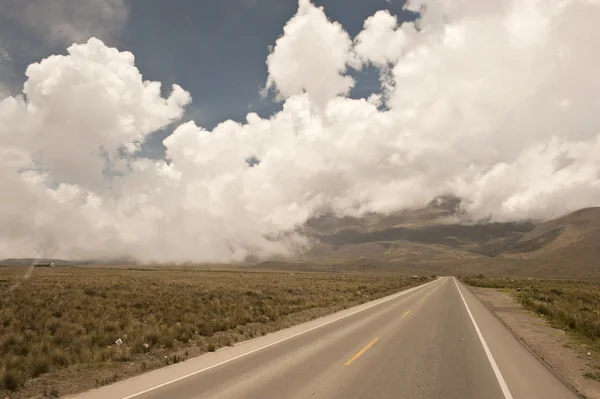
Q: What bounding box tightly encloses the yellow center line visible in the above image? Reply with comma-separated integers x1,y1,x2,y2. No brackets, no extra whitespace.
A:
344,338,379,366
402,310,412,318
419,298,424,303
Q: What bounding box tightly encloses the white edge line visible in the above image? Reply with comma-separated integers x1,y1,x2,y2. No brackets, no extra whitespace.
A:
453,278,514,399
119,278,441,399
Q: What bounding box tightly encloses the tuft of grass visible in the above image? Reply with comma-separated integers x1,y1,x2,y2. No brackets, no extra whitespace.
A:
96,372,118,387
1,369,21,391
0,267,432,396
42,386,60,397
28,356,50,378
583,372,600,381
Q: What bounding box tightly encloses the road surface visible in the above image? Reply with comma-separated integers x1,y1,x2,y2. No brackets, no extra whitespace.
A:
73,277,579,399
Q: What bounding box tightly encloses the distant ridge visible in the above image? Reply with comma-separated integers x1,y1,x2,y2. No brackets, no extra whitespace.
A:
289,205,600,277
502,207,600,263
0,258,84,266
3,207,599,277
0,258,134,266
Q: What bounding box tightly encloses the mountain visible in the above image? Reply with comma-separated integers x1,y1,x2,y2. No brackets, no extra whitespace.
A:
287,204,600,277
3,205,598,277
298,197,534,263
502,207,600,262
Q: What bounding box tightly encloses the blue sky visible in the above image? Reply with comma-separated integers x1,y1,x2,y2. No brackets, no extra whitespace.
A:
1,0,416,158
123,0,415,124
123,0,416,157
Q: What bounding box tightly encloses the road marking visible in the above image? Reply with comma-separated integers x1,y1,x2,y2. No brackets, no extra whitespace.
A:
344,338,379,366
454,278,514,399
402,310,412,318
116,278,440,399
419,298,424,303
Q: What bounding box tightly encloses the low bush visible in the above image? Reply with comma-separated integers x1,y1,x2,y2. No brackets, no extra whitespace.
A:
462,276,600,348
0,267,430,395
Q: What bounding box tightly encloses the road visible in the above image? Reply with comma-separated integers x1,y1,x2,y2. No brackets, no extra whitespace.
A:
73,277,579,399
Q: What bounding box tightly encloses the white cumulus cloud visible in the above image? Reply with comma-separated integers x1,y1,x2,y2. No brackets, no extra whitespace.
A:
0,0,599,262
265,0,356,109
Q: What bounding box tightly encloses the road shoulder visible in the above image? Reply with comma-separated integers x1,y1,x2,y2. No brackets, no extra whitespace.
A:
468,286,600,399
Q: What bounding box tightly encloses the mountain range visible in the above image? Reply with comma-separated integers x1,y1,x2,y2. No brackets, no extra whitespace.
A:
272,199,600,277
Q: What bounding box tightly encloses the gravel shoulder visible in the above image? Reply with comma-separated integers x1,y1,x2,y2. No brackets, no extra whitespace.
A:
469,286,600,399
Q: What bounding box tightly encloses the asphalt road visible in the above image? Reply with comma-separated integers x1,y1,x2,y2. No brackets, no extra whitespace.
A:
74,277,579,399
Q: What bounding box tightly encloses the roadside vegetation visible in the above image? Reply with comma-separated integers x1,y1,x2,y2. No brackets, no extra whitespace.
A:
461,275,600,356
0,266,431,397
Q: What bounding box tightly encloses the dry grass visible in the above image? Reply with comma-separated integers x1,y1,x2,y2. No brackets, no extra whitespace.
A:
461,275,600,354
0,266,431,397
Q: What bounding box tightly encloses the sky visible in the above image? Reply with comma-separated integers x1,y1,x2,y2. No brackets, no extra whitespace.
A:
0,0,416,158
0,0,599,262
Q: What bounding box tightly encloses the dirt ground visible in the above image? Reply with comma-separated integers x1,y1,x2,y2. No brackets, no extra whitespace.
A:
469,286,600,399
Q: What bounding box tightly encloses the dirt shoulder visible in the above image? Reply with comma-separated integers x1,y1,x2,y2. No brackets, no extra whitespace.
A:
469,286,600,399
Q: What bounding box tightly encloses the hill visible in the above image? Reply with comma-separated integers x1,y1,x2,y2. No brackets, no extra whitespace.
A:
495,207,600,276
0,258,124,267
0,258,82,267
298,197,535,264
285,205,600,277
503,207,600,258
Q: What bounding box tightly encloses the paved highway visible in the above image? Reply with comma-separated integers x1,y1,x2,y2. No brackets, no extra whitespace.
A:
73,277,578,399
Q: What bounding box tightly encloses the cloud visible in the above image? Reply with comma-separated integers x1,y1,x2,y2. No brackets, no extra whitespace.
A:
264,0,356,109
1,0,600,262
0,38,191,260
0,44,12,97
0,0,129,96
354,10,415,67
0,0,128,48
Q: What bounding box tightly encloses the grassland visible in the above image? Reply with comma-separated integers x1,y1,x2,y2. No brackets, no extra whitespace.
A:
0,266,431,397
461,275,600,355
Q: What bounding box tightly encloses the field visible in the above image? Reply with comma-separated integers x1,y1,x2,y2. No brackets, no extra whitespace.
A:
0,266,431,397
461,276,600,355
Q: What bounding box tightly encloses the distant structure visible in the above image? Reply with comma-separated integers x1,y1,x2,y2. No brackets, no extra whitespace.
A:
33,262,55,267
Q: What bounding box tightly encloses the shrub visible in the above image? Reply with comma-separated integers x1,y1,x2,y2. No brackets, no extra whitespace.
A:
463,276,600,349
1,369,21,391
0,267,432,395
29,356,50,378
